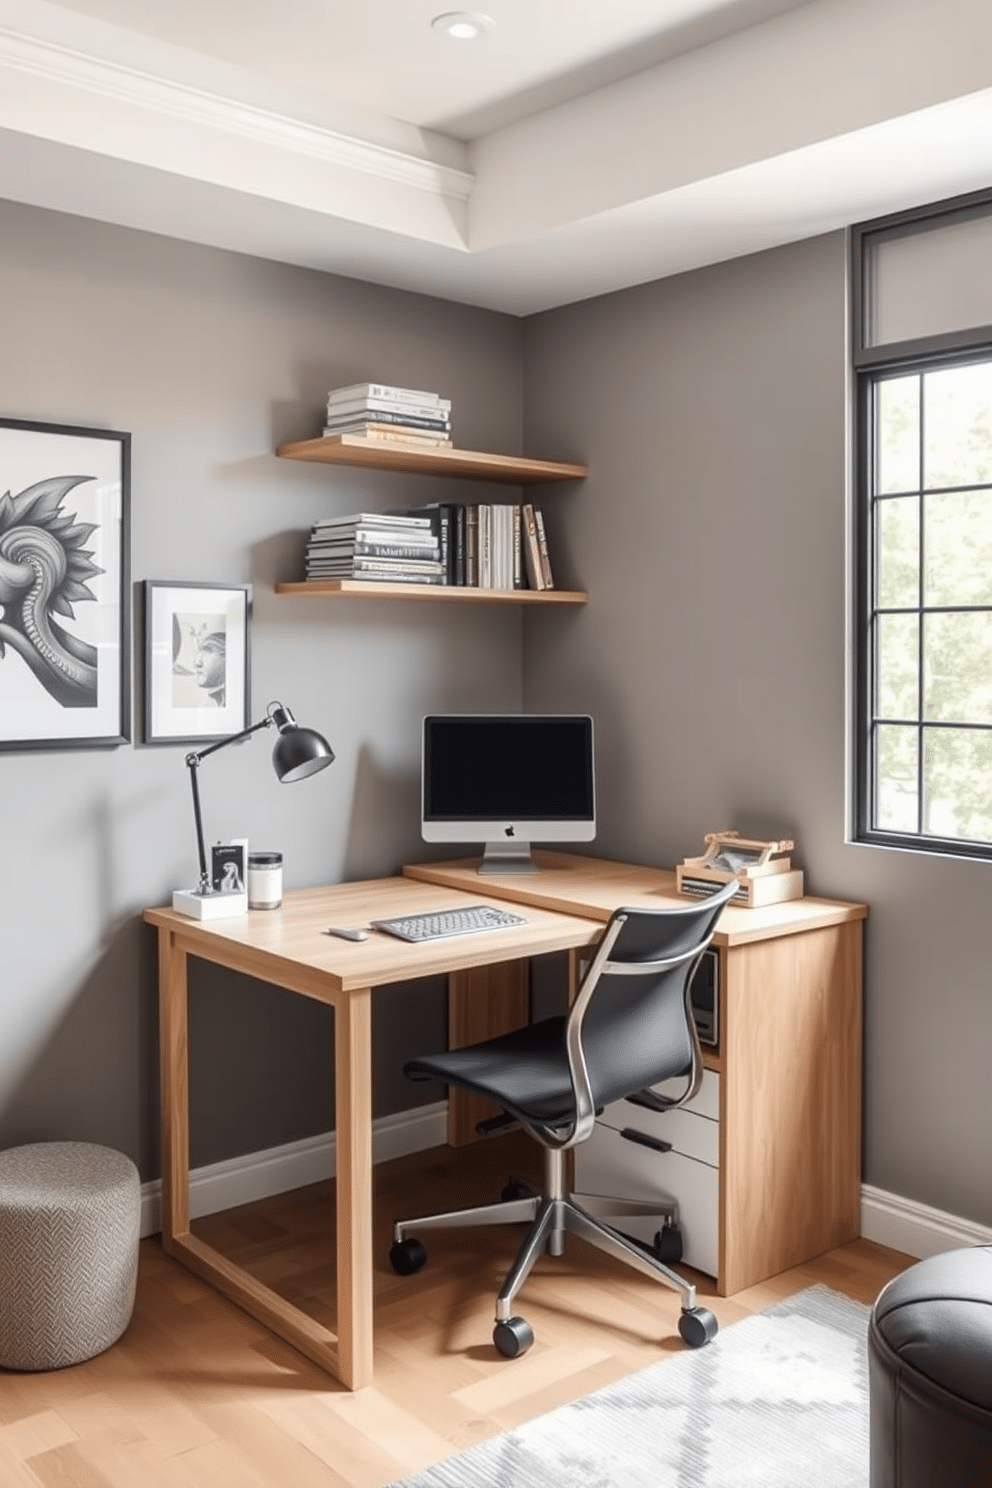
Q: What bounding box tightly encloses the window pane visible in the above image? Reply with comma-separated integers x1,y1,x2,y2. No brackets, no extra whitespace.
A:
875,724,918,832
876,614,919,719
924,612,992,723
924,489,992,606
923,362,992,489
876,377,919,493
922,726,992,840
876,496,919,608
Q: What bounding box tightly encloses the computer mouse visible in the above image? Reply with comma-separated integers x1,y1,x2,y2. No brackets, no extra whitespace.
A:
324,926,369,941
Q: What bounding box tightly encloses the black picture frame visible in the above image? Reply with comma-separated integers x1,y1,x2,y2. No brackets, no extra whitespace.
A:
0,417,130,751
143,580,251,745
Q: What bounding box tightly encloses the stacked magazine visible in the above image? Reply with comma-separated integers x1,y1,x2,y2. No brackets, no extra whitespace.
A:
323,382,452,446
304,511,443,585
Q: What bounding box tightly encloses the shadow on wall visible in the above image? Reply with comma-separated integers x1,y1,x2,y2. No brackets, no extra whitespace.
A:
0,915,158,1176
341,742,420,881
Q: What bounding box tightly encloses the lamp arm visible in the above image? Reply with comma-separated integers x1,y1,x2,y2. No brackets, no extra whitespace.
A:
184,714,276,894
184,713,274,769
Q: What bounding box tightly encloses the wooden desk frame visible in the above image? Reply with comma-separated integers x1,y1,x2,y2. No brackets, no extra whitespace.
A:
156,920,374,1387
405,851,868,1299
146,879,602,1390
146,858,865,1388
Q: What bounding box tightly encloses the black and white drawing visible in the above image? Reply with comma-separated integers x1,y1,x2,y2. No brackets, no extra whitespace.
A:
0,418,130,750
144,581,250,744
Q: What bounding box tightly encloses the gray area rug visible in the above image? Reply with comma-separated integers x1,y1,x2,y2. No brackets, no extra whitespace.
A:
387,1286,870,1488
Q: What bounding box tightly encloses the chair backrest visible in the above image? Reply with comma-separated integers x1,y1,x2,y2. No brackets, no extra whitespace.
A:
560,878,738,1145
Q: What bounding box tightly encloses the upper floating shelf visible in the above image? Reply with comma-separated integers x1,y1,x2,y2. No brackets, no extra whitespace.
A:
275,435,588,484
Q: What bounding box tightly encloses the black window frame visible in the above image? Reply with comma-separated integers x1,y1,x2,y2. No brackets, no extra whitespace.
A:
852,188,992,859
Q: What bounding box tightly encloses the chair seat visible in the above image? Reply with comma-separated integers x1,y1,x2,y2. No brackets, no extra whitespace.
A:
405,1016,576,1127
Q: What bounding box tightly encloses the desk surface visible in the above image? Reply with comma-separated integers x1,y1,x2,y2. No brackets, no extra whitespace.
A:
145,874,605,999
402,850,867,944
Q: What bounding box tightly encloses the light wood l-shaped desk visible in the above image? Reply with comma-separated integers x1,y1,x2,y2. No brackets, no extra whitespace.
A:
145,852,866,1390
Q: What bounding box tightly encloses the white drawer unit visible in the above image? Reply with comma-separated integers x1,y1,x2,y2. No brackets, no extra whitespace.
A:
574,1069,720,1279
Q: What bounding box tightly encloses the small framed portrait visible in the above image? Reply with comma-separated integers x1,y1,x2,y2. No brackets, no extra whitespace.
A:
144,581,250,744
0,417,130,751
210,841,246,894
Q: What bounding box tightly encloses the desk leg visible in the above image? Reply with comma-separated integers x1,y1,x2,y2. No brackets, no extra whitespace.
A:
158,928,191,1245
447,960,528,1146
334,985,374,1391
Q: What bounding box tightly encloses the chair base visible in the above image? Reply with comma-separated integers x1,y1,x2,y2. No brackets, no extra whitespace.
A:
392,1144,711,1351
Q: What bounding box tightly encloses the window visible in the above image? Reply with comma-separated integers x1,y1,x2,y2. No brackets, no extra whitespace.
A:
853,193,992,857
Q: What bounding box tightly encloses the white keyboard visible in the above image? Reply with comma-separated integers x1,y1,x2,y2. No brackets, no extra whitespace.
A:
372,904,526,942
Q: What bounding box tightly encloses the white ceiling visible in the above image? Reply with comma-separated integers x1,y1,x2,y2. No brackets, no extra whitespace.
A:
2,0,992,314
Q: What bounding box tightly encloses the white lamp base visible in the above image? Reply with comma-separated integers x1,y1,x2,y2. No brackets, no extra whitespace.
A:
172,888,248,920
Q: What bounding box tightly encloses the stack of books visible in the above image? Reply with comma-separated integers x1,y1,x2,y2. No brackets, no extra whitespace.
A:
403,501,554,590
305,512,444,585
323,383,452,447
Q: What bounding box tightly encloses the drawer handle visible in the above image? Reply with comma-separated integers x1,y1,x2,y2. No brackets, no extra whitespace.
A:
619,1126,672,1154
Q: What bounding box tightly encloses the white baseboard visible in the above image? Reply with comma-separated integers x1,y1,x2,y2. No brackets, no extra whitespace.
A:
142,1118,992,1265
140,1101,447,1238
861,1183,992,1260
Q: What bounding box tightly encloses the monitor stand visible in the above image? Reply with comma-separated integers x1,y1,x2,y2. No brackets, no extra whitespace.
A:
478,840,540,874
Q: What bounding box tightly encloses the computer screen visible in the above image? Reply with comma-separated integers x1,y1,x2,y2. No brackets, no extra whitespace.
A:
422,714,595,874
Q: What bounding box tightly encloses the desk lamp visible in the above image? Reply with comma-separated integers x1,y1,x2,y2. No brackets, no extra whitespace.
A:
172,700,334,920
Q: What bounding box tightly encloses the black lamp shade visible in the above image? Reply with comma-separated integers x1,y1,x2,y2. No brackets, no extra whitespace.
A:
273,724,335,782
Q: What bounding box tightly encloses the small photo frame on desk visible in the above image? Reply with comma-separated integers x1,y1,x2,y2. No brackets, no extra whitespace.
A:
144,581,250,744
211,841,246,894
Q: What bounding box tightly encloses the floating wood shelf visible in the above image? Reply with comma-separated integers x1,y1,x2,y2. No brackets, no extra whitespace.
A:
275,435,588,484
274,580,587,605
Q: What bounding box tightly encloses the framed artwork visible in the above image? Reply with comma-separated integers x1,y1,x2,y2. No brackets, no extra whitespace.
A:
144,581,251,744
0,417,130,751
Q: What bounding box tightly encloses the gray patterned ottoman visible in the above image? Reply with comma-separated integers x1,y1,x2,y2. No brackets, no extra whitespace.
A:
0,1141,141,1371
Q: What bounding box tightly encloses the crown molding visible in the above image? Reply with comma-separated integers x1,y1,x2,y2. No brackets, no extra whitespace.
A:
0,25,475,203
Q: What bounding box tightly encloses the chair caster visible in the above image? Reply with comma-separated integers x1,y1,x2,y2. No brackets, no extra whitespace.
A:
653,1222,683,1264
501,1177,534,1202
389,1237,427,1275
678,1306,718,1348
493,1316,535,1358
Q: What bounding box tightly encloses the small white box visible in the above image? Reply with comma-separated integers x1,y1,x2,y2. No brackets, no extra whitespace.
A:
172,889,248,920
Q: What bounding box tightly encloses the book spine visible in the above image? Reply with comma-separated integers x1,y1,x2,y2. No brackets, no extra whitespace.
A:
327,383,447,407
452,503,466,586
309,528,438,547
309,541,439,560
479,504,492,588
312,570,443,586
512,505,524,588
465,506,478,586
521,503,545,590
311,513,433,530
533,508,554,589
322,425,451,447
324,409,451,431
351,556,443,573
436,506,452,583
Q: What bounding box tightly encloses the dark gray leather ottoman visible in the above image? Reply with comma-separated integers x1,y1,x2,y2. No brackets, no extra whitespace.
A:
869,1245,992,1487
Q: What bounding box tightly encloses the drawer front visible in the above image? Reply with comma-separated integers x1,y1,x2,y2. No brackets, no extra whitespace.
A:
650,1067,720,1122
597,1069,720,1167
574,1123,719,1278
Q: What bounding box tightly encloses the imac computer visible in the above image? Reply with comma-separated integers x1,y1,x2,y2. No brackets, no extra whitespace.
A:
421,713,596,873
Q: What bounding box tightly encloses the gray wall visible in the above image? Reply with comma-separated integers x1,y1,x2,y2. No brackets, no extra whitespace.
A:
3,201,989,1230
521,231,992,1229
0,199,526,1176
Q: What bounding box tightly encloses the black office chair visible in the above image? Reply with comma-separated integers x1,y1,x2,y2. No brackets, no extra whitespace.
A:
389,877,738,1358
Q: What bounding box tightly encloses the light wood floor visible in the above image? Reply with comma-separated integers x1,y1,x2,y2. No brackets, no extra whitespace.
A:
0,1132,912,1488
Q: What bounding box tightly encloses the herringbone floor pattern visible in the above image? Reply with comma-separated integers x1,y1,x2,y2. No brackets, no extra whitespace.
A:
0,1132,911,1488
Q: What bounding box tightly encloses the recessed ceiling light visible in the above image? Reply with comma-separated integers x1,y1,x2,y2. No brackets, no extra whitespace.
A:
431,12,495,42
